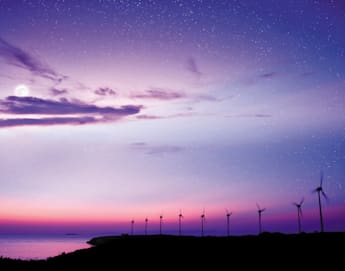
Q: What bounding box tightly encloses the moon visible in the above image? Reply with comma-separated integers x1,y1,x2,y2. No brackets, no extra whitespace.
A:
14,84,30,97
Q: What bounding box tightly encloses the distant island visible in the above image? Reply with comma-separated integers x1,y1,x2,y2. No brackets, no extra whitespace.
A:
0,232,343,270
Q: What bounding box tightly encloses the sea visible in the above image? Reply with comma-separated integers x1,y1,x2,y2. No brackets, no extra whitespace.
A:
0,234,92,260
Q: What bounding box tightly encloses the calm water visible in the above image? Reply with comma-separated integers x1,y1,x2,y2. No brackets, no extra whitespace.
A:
0,234,92,260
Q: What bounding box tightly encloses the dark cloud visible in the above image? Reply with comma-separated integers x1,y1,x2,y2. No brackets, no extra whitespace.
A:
0,116,97,128
260,72,276,78
186,57,202,77
0,96,141,115
0,37,64,82
0,96,142,128
50,88,68,96
94,87,116,96
131,142,185,155
131,89,185,100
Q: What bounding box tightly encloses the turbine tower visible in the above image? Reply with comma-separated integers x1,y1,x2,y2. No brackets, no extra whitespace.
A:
159,214,163,235
201,209,206,237
256,203,266,234
144,217,148,235
131,219,134,235
313,170,328,232
226,209,232,237
293,198,304,234
178,209,183,236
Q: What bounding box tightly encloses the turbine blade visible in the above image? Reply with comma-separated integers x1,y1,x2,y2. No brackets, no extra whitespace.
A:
300,197,304,205
256,203,260,210
293,202,298,207
320,170,324,187
262,208,266,212
322,190,329,201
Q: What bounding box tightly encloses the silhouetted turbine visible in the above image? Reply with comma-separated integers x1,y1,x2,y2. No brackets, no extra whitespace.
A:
159,214,163,235
178,209,183,236
256,203,266,234
313,170,328,232
131,219,134,235
144,217,148,235
226,209,233,237
201,209,206,237
293,198,304,234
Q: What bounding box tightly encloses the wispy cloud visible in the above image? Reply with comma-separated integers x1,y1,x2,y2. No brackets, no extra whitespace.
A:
0,116,97,128
131,88,185,100
237,71,277,86
131,142,185,155
0,96,142,128
193,94,233,103
260,72,276,78
136,114,162,120
225,113,272,118
300,72,314,77
94,87,116,96
136,112,197,120
0,37,64,83
186,57,202,77
50,88,68,96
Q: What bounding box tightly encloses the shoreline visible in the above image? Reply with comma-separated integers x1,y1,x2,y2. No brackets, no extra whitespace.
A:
1,232,344,270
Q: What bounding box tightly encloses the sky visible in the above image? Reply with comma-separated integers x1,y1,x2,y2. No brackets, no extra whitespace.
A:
0,0,344,237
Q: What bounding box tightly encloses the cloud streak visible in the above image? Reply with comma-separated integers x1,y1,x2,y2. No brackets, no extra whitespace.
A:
225,113,272,118
0,96,141,115
0,37,64,82
131,142,185,155
136,112,197,120
50,88,68,96
131,88,185,100
260,72,276,78
186,57,202,77
0,96,142,128
94,87,116,96
0,116,97,128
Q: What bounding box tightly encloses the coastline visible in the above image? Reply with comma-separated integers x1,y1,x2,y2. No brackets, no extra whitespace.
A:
0,232,343,270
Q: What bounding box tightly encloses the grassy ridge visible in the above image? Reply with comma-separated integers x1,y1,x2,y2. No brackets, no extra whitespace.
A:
0,232,344,270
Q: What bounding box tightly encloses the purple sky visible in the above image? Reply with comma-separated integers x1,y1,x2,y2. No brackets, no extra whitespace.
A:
0,0,344,236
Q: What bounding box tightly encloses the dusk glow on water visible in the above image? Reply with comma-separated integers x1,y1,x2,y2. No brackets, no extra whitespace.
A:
0,0,344,259
0,235,91,260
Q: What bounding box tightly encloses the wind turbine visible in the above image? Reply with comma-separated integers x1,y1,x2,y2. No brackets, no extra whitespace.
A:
256,203,266,234
131,219,135,235
178,209,183,236
201,209,206,237
144,217,148,235
226,209,232,237
159,214,163,235
293,198,304,234
313,170,328,232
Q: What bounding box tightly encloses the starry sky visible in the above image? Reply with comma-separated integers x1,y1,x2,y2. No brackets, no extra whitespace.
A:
0,0,344,236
